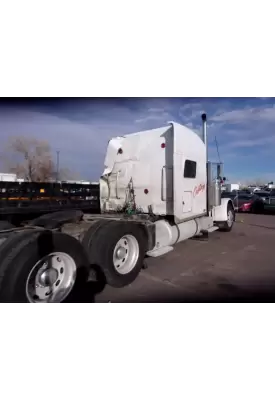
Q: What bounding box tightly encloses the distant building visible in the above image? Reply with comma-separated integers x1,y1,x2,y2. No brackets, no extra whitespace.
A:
225,183,240,192
0,173,17,182
0,173,25,183
60,180,99,185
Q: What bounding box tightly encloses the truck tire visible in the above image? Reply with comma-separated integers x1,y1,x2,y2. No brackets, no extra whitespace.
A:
0,222,16,247
90,220,147,288
81,219,113,263
28,209,84,229
0,229,90,303
218,203,235,232
0,221,15,231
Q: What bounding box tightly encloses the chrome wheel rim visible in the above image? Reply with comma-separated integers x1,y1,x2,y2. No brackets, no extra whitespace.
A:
227,209,234,227
26,252,77,303
113,234,139,275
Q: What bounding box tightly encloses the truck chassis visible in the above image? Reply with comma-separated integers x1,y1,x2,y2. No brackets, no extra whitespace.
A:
0,204,234,303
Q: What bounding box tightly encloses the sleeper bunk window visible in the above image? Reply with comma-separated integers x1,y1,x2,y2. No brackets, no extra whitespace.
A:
184,160,197,179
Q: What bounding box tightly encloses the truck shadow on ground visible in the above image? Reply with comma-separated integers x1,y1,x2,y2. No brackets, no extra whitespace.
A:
73,276,275,303
117,284,275,303
72,264,107,303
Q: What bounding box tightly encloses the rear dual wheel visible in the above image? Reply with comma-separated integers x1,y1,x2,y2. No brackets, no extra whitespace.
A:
0,230,90,303
0,221,15,230
0,221,16,247
25,251,77,303
82,220,147,288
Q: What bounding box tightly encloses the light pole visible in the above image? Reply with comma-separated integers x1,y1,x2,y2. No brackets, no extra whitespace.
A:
56,150,60,182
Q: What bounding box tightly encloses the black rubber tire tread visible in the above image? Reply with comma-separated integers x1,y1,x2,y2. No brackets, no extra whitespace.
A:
218,204,235,232
91,220,147,288
0,230,42,300
0,221,16,244
28,210,84,229
81,219,113,263
0,221,15,230
0,229,90,303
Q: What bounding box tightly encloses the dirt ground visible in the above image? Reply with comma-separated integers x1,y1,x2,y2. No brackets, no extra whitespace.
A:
94,213,275,302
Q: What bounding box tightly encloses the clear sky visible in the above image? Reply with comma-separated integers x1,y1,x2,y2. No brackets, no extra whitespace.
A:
0,97,274,183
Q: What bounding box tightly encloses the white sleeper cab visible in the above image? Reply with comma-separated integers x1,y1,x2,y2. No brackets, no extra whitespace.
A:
99,113,234,259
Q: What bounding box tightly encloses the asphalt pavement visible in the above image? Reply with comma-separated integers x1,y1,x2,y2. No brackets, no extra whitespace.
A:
95,213,275,302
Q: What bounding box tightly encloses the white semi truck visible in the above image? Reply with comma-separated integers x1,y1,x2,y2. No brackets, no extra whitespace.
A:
0,114,235,303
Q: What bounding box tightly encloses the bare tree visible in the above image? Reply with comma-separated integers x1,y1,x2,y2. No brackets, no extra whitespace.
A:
3,136,74,182
57,167,79,181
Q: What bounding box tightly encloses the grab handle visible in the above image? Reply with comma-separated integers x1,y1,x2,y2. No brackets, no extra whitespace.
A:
116,171,121,199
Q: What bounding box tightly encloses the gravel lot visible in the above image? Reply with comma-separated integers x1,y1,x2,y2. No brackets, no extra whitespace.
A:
93,213,275,302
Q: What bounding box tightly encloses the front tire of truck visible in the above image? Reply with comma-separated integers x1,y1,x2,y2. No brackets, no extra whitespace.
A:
89,221,147,288
218,203,235,232
0,230,90,303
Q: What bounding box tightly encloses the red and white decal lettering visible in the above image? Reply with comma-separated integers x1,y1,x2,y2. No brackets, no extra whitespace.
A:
193,183,206,197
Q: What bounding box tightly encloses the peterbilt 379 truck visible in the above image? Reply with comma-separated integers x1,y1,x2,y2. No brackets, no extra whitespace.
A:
0,114,234,303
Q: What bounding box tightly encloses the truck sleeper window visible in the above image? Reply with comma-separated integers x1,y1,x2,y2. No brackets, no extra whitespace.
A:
184,160,197,178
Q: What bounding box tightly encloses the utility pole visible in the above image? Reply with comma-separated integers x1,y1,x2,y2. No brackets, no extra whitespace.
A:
56,150,60,182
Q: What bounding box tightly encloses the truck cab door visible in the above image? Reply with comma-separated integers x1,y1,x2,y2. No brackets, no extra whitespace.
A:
173,154,195,222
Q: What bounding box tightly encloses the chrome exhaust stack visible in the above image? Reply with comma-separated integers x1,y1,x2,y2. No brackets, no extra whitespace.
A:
202,113,211,212
201,113,222,210
201,113,208,161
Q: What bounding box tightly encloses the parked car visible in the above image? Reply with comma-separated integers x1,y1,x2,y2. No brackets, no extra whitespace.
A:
252,191,270,203
263,190,275,206
232,189,253,195
221,192,265,213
